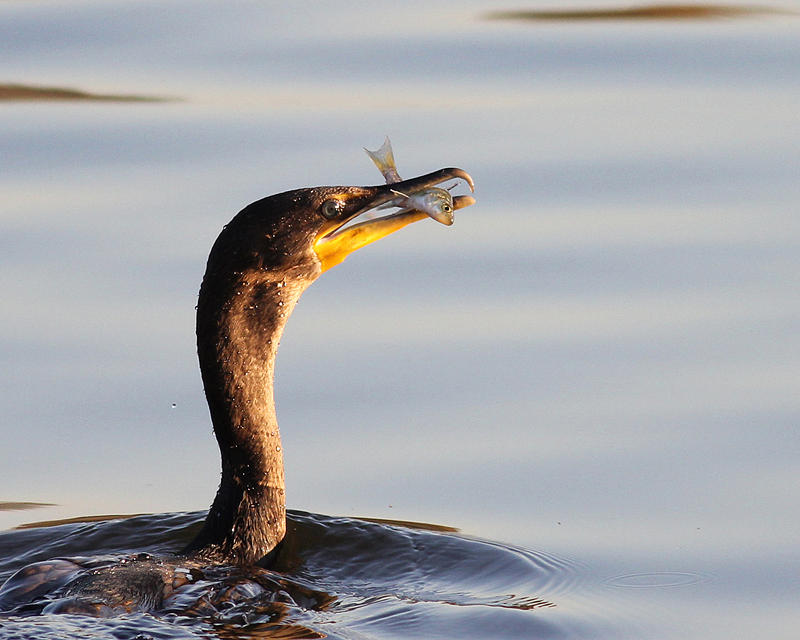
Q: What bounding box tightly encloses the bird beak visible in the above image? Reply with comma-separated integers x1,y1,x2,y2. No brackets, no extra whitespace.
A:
313,168,476,272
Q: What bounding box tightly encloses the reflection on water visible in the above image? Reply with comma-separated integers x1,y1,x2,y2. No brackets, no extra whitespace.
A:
486,4,793,21
355,516,459,533
0,511,584,639
14,513,149,530
0,83,168,102
0,503,55,513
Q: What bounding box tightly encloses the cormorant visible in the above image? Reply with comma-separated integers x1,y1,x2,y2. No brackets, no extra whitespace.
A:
184,167,475,566
185,167,474,565
0,166,475,615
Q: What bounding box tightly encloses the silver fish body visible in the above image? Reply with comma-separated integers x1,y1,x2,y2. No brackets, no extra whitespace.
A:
390,186,455,226
365,137,457,226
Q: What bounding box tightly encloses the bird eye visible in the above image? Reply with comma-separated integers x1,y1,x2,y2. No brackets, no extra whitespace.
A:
321,199,344,219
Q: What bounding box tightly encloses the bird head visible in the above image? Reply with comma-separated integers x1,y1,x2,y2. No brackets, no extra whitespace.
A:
205,168,475,291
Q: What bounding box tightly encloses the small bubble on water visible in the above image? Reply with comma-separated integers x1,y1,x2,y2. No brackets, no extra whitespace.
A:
171,403,177,409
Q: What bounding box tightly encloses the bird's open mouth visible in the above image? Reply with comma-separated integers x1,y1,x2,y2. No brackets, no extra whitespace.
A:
313,168,475,272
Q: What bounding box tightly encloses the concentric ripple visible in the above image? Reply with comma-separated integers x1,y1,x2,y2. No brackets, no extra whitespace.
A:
0,510,586,639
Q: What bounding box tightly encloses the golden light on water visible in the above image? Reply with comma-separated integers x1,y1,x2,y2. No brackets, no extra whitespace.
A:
0,83,168,102
487,4,794,21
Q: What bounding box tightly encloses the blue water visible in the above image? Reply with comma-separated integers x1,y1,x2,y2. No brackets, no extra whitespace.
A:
1,1,799,638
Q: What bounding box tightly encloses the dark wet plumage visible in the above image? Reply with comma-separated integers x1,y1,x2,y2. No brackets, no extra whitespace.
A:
0,166,475,615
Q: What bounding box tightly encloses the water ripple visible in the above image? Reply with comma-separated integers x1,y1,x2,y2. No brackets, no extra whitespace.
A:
0,510,587,639
604,571,714,589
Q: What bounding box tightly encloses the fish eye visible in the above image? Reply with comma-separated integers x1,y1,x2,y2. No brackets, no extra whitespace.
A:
321,199,344,219
442,203,452,213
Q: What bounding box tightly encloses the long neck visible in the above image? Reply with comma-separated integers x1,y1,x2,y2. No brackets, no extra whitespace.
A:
187,265,305,565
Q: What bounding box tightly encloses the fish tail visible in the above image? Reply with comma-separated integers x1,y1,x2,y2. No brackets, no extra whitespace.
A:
364,136,403,183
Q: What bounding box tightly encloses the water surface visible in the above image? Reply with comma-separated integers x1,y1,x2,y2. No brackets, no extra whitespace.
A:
0,511,590,639
1,1,799,638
